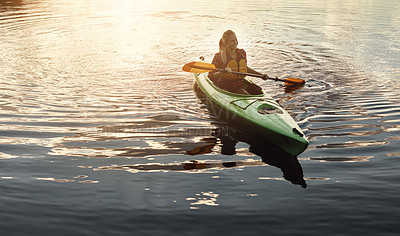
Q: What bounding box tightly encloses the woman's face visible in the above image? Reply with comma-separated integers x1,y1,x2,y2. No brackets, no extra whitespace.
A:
225,34,238,51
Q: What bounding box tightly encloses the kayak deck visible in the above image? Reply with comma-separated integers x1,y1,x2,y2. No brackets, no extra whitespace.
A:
194,72,309,156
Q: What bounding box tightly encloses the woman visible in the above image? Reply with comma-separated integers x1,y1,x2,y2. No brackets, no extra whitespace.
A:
209,30,270,94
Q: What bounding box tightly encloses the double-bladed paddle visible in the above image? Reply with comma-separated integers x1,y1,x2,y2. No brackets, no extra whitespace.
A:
182,61,305,85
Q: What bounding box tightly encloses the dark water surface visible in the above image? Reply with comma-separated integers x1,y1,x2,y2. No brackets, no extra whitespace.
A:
1,0,400,235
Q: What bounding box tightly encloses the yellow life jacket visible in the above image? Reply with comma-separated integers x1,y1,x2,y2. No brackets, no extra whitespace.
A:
225,58,247,80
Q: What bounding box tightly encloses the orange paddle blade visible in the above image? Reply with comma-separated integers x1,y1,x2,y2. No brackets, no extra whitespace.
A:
284,77,306,85
182,61,217,73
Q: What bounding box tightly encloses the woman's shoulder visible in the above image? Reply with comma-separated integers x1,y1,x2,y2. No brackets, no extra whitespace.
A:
213,52,222,62
214,52,221,58
237,48,246,55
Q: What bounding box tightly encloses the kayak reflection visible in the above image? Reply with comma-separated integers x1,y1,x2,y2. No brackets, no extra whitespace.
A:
247,134,307,188
94,126,306,187
187,126,307,188
284,83,305,94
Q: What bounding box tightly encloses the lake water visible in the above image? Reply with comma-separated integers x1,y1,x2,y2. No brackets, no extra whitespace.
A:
1,0,400,235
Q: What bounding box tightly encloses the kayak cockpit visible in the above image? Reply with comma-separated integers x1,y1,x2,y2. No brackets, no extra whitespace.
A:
203,75,265,97
242,79,264,95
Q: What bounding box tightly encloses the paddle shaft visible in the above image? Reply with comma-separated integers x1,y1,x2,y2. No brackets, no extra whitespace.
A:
189,64,285,82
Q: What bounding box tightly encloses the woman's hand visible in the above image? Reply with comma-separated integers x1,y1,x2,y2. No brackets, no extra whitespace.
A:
222,67,242,80
224,67,233,73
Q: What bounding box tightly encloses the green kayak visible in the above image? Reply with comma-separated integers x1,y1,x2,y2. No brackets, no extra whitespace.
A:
194,72,309,156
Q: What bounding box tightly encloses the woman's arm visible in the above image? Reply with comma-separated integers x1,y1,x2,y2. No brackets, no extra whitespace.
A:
247,66,270,79
211,68,240,81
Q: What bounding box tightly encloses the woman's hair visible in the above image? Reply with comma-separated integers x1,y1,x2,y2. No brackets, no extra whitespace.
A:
219,30,236,53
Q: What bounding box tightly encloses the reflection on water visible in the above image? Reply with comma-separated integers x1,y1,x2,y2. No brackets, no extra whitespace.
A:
249,142,307,188
186,191,219,209
224,126,307,188
1,0,400,234
96,125,307,188
283,83,305,94
96,159,265,173
37,176,99,183
309,156,373,162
